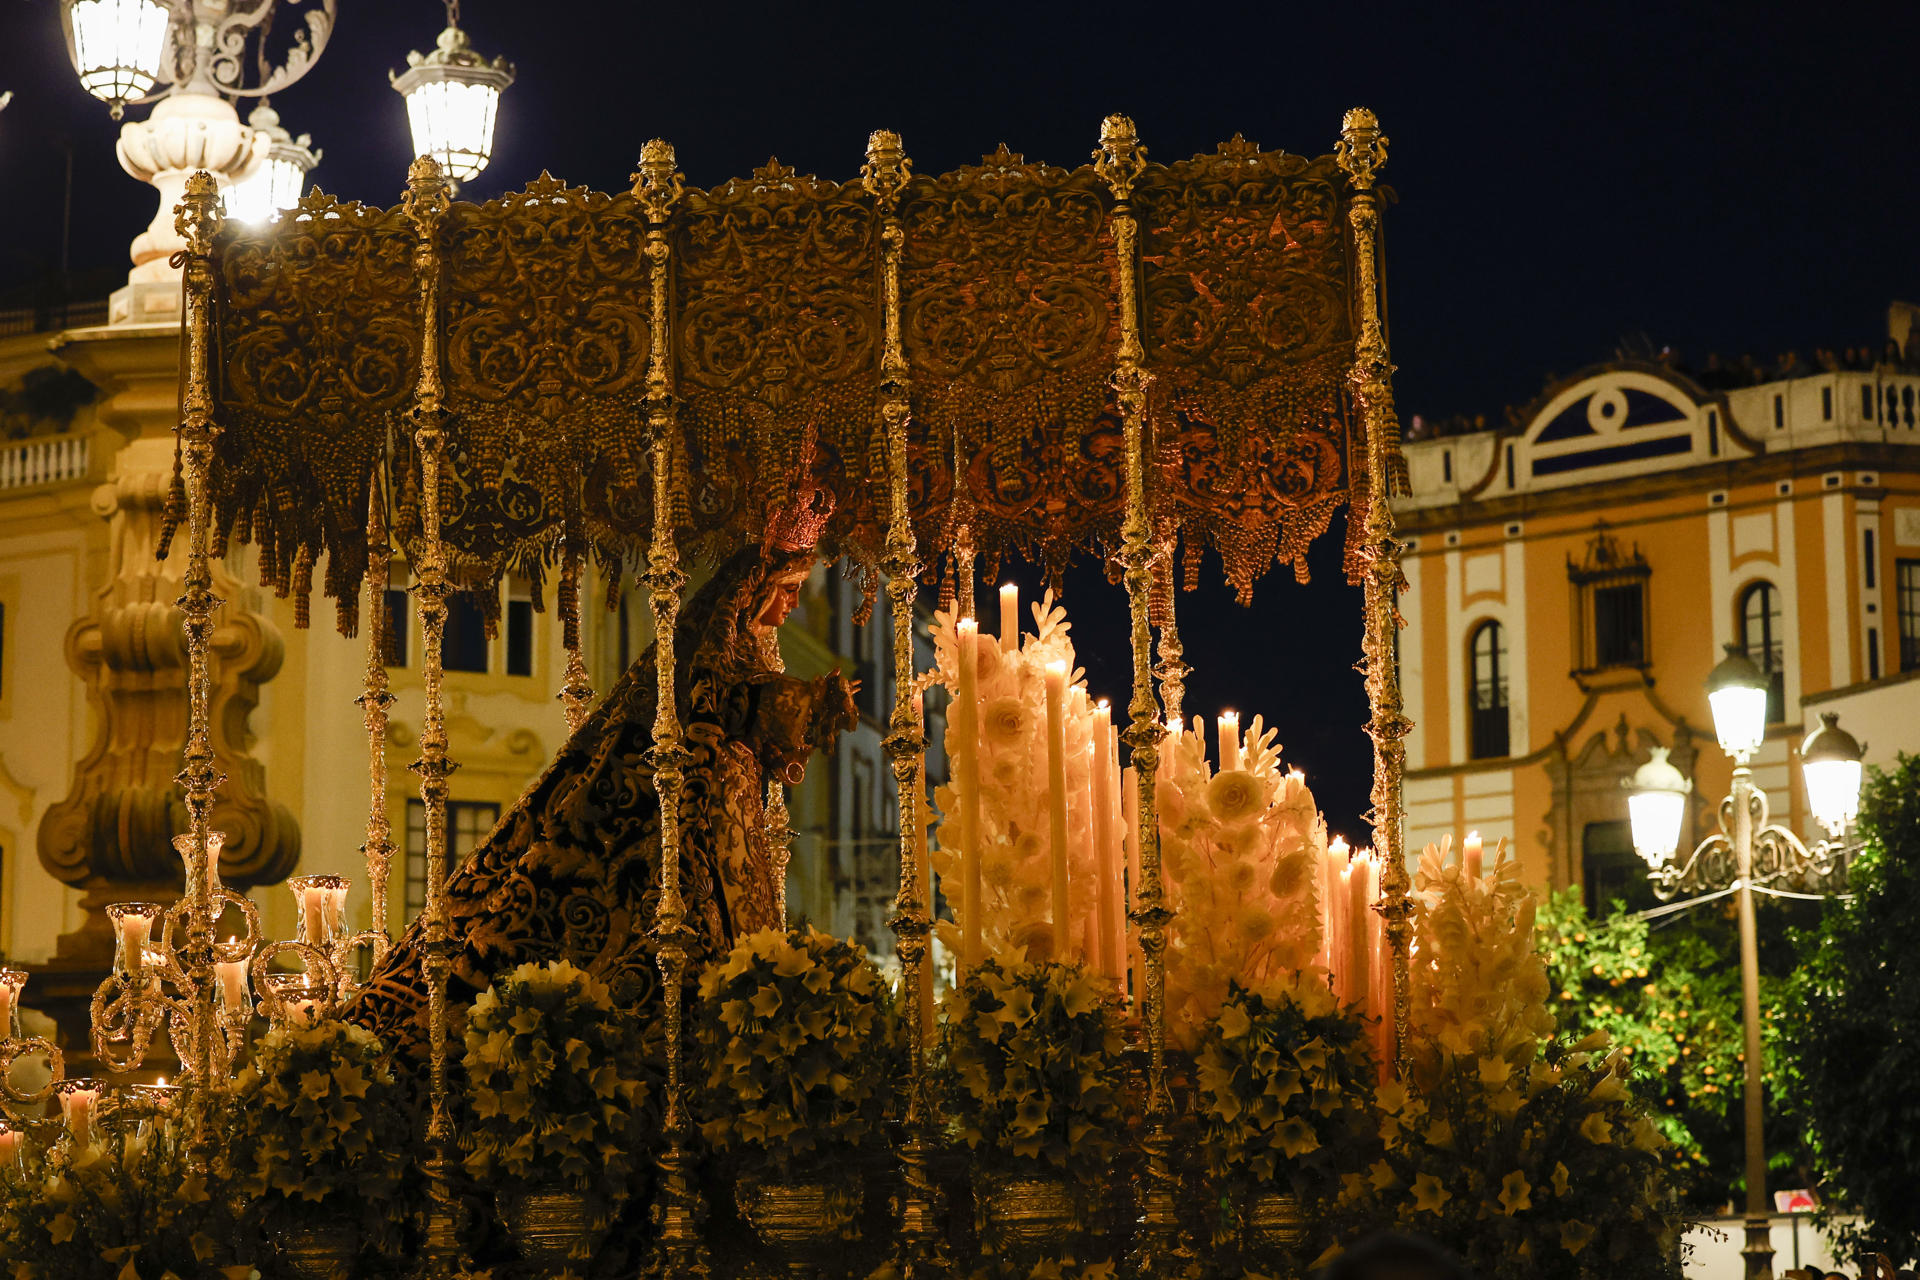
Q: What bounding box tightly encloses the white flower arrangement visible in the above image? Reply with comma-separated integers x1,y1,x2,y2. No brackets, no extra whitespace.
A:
1156,714,1331,1049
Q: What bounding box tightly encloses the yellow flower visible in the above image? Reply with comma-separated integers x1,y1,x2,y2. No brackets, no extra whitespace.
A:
1498,1170,1532,1215
1560,1220,1597,1255
1206,770,1264,822
1425,1120,1455,1151
1375,1080,1410,1114
1477,1055,1513,1088
1589,1072,1627,1102
982,696,1030,746
1550,1161,1571,1197
1630,1115,1665,1152
1579,1112,1613,1145
1273,1115,1320,1158
1369,1159,1399,1191
1216,1001,1253,1040
1410,1172,1452,1214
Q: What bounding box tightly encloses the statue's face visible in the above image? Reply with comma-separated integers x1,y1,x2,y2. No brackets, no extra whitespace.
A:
751,563,811,635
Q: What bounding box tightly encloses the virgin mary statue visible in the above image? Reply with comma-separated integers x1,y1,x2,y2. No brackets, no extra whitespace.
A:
351,479,859,1057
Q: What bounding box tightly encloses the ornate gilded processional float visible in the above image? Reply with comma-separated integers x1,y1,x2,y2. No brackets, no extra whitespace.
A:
165,109,1411,1262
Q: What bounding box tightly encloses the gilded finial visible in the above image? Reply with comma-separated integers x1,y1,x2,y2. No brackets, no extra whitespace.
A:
174,171,223,255
1094,113,1147,201
403,155,451,225
632,139,685,222
861,129,911,205
1336,107,1388,191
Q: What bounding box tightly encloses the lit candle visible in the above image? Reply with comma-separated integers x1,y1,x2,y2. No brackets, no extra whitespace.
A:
1122,764,1142,1009
290,876,328,945
1463,830,1484,882
0,969,24,1037
322,879,349,938
0,1122,20,1166
57,1079,100,1149
1218,711,1241,772
999,583,1019,652
1091,704,1119,978
1045,660,1071,961
215,958,251,1012
954,619,983,969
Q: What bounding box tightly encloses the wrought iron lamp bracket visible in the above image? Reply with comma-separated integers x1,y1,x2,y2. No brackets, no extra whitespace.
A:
1652,780,1851,901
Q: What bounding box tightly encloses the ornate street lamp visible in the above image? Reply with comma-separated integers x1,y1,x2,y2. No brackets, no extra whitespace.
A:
391,1,515,190
1629,670,1863,1280
60,0,173,119
223,101,319,224
58,0,336,316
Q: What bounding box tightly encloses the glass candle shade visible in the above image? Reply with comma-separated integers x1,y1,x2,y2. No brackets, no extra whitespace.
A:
171,831,226,905
266,973,325,1029
213,957,252,1013
54,1078,102,1149
288,874,349,945
105,902,161,975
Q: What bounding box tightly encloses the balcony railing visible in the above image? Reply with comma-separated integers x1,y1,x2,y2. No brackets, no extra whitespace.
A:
0,300,110,336
0,434,92,491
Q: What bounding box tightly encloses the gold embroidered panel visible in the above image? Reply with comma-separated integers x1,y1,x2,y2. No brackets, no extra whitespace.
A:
205,133,1379,627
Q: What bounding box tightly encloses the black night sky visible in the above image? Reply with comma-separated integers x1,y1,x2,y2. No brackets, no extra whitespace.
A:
1,1,1915,838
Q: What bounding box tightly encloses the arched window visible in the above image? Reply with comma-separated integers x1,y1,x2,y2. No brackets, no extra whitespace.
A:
1469,620,1510,759
1739,581,1786,723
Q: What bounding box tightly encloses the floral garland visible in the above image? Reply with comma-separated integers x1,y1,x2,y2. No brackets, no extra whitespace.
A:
1342,836,1687,1280
933,958,1125,1174
693,927,900,1181
228,1020,411,1231
460,959,652,1204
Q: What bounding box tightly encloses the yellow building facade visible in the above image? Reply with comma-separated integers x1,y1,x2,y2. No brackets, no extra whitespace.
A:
1395,325,1920,904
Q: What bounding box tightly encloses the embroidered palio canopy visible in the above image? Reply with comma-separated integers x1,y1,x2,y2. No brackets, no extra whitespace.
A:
199,126,1390,630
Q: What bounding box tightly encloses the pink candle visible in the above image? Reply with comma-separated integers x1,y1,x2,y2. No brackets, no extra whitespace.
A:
1218,711,1241,772
1091,705,1119,977
0,1124,21,1165
955,619,983,969
1045,661,1071,961
1463,830,1484,882
999,583,1019,651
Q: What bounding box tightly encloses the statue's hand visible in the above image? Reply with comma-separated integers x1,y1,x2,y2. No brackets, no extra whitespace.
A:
813,669,861,747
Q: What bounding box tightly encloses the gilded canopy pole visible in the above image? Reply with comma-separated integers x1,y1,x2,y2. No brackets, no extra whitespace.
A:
633,139,707,1273
172,173,224,1139
865,129,944,1273
360,481,397,939
401,154,465,1275
950,426,976,620
556,527,594,733
1151,547,1188,728
1095,114,1182,1263
1336,109,1414,1078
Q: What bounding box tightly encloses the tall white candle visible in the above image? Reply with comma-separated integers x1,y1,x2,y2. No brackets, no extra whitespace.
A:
955,619,983,970
59,1082,99,1149
215,958,251,1011
1045,660,1070,961
1218,710,1241,772
999,583,1019,652
1092,704,1119,978
1348,851,1373,1009
0,1125,20,1165
0,971,18,1036
1463,830,1484,882
913,691,935,1039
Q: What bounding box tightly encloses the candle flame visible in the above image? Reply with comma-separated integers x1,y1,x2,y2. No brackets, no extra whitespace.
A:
1329,835,1350,855
956,616,977,633
1096,698,1110,712
999,582,1017,594
1046,659,1067,676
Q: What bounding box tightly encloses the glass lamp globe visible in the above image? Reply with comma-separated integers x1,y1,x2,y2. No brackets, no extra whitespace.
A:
63,0,173,119
1706,643,1770,761
224,103,320,225
1626,746,1691,868
390,23,514,186
1800,712,1864,837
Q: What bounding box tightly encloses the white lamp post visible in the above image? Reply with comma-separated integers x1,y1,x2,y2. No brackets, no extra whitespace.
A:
223,101,319,224
59,0,337,321
391,2,515,191
1629,672,1863,1280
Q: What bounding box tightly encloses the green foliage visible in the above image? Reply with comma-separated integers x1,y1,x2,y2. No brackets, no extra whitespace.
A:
1193,977,1378,1200
1352,1032,1686,1280
693,927,900,1180
461,959,652,1203
228,1019,411,1234
0,1117,253,1280
1774,754,1920,1267
932,958,1125,1174
1535,889,1750,1203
